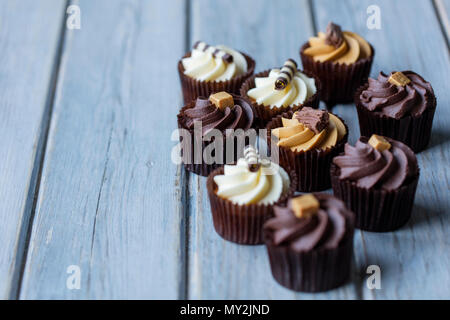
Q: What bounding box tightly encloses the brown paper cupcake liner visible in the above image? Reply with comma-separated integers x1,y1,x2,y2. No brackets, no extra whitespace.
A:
178,52,255,105
177,98,255,177
330,163,420,232
240,69,321,129
300,43,374,107
355,84,437,153
265,231,354,292
266,111,348,192
206,167,298,245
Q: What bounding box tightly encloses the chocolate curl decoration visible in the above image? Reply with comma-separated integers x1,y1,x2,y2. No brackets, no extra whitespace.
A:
275,59,297,90
193,41,233,63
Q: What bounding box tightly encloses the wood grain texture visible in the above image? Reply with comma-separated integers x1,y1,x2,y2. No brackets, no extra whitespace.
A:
0,0,66,299
187,0,361,299
434,0,450,45
19,0,188,299
313,0,450,299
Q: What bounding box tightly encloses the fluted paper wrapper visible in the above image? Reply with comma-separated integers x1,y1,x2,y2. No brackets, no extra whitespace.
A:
330,164,420,232
265,232,354,292
206,167,297,245
300,43,374,107
266,111,348,192
240,69,321,129
177,99,255,177
355,84,436,153
178,52,255,105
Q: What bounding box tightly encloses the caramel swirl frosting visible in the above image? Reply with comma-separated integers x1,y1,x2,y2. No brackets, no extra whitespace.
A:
272,107,346,152
303,22,372,65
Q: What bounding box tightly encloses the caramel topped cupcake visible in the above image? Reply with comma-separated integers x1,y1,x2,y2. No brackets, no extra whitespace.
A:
178,41,255,104
264,193,355,292
300,22,374,106
241,59,321,128
267,108,348,191
355,71,436,152
331,135,420,231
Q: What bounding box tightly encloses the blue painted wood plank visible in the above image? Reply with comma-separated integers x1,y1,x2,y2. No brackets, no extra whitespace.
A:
0,0,66,299
187,0,361,299
434,0,450,45
19,0,188,299
313,0,450,299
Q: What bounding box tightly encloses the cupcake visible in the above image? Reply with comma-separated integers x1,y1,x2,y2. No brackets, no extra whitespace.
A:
266,107,348,192
300,22,374,106
355,71,436,153
240,58,320,128
178,41,255,104
177,91,255,176
264,193,355,292
331,134,420,232
207,146,297,245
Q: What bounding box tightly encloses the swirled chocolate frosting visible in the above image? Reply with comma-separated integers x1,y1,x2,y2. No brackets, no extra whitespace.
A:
359,71,434,119
182,96,253,135
264,194,354,251
333,137,418,191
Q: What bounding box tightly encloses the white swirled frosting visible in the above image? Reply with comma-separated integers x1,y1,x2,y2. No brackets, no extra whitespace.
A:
214,158,290,205
247,69,316,108
182,45,248,82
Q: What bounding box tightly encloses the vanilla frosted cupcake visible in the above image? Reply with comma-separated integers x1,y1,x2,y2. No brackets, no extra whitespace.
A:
300,22,374,106
178,41,255,104
206,146,297,244
266,107,348,191
240,59,320,128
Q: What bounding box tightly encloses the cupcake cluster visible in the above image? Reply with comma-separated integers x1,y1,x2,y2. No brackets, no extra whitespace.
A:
175,22,436,292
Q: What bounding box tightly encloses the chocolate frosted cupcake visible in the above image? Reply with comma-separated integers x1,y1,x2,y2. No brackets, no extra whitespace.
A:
331,135,420,232
355,71,436,152
178,41,255,104
177,92,255,176
300,22,374,106
266,107,348,191
240,58,320,128
207,146,297,245
264,193,355,292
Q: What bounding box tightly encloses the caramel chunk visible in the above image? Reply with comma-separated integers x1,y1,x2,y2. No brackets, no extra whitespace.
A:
388,72,411,86
368,134,391,151
209,92,234,111
291,194,319,218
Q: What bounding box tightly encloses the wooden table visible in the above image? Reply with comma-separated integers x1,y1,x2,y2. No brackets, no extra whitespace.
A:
1,0,449,299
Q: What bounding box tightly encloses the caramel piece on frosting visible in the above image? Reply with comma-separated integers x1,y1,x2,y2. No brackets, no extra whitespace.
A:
369,134,391,151
388,72,411,87
209,92,234,111
295,107,329,134
291,194,319,218
325,22,344,48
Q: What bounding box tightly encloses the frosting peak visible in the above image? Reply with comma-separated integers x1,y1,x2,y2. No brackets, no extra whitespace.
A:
359,71,434,119
304,22,371,64
264,193,354,251
333,136,418,191
182,42,248,82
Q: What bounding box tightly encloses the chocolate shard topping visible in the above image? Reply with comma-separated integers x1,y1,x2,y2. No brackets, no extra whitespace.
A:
325,22,344,48
295,107,329,134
